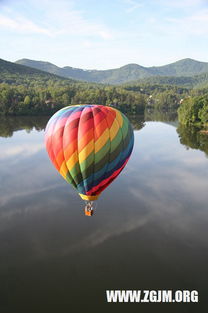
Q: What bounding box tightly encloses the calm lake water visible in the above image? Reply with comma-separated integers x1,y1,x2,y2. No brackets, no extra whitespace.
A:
0,112,208,313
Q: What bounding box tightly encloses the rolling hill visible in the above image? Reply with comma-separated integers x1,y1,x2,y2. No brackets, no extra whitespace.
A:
16,58,208,84
0,58,75,86
126,72,208,89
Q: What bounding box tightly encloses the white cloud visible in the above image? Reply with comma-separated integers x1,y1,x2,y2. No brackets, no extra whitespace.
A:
98,31,113,40
71,214,152,250
0,0,114,40
46,5,114,39
165,9,208,36
0,143,43,159
163,0,205,8
0,14,51,35
123,0,143,13
0,182,63,210
82,40,93,48
1,0,208,68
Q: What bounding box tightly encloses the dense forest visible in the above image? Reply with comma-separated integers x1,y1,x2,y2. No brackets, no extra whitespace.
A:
0,82,146,115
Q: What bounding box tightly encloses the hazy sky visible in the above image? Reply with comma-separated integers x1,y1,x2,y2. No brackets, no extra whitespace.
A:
0,0,208,69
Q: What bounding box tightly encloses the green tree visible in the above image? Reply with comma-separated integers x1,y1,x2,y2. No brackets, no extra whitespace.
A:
199,104,208,125
178,94,208,126
24,95,31,106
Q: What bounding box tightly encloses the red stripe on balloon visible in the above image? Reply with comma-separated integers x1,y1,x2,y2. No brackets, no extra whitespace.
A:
78,115,94,139
45,137,60,171
51,127,64,157
63,126,79,149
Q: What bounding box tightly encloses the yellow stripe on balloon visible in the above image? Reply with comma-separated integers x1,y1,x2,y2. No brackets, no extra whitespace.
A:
59,162,68,178
94,128,109,153
79,193,99,201
109,117,120,141
115,109,123,127
79,139,94,163
94,116,121,153
66,151,78,171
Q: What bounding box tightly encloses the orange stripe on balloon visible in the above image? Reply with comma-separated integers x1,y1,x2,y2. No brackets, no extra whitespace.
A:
59,162,68,179
55,149,65,168
64,138,77,161
105,109,116,128
94,116,108,141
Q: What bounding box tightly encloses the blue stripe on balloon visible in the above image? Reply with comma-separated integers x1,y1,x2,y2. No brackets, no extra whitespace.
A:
76,135,134,194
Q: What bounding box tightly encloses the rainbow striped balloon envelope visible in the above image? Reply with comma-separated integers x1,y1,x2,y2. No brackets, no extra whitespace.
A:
45,104,134,202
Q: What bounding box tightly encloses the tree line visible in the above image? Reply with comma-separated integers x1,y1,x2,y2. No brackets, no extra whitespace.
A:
0,80,190,115
0,81,146,115
1,69,208,118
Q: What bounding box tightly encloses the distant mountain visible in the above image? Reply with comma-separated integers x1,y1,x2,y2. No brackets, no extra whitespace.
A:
127,72,208,89
0,58,75,85
1,58,55,76
16,58,208,84
147,58,208,77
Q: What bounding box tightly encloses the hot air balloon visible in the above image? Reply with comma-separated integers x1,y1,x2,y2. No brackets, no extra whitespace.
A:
45,105,134,216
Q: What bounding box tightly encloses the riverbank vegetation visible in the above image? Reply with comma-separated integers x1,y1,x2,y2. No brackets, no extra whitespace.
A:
178,94,208,127
177,123,208,155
